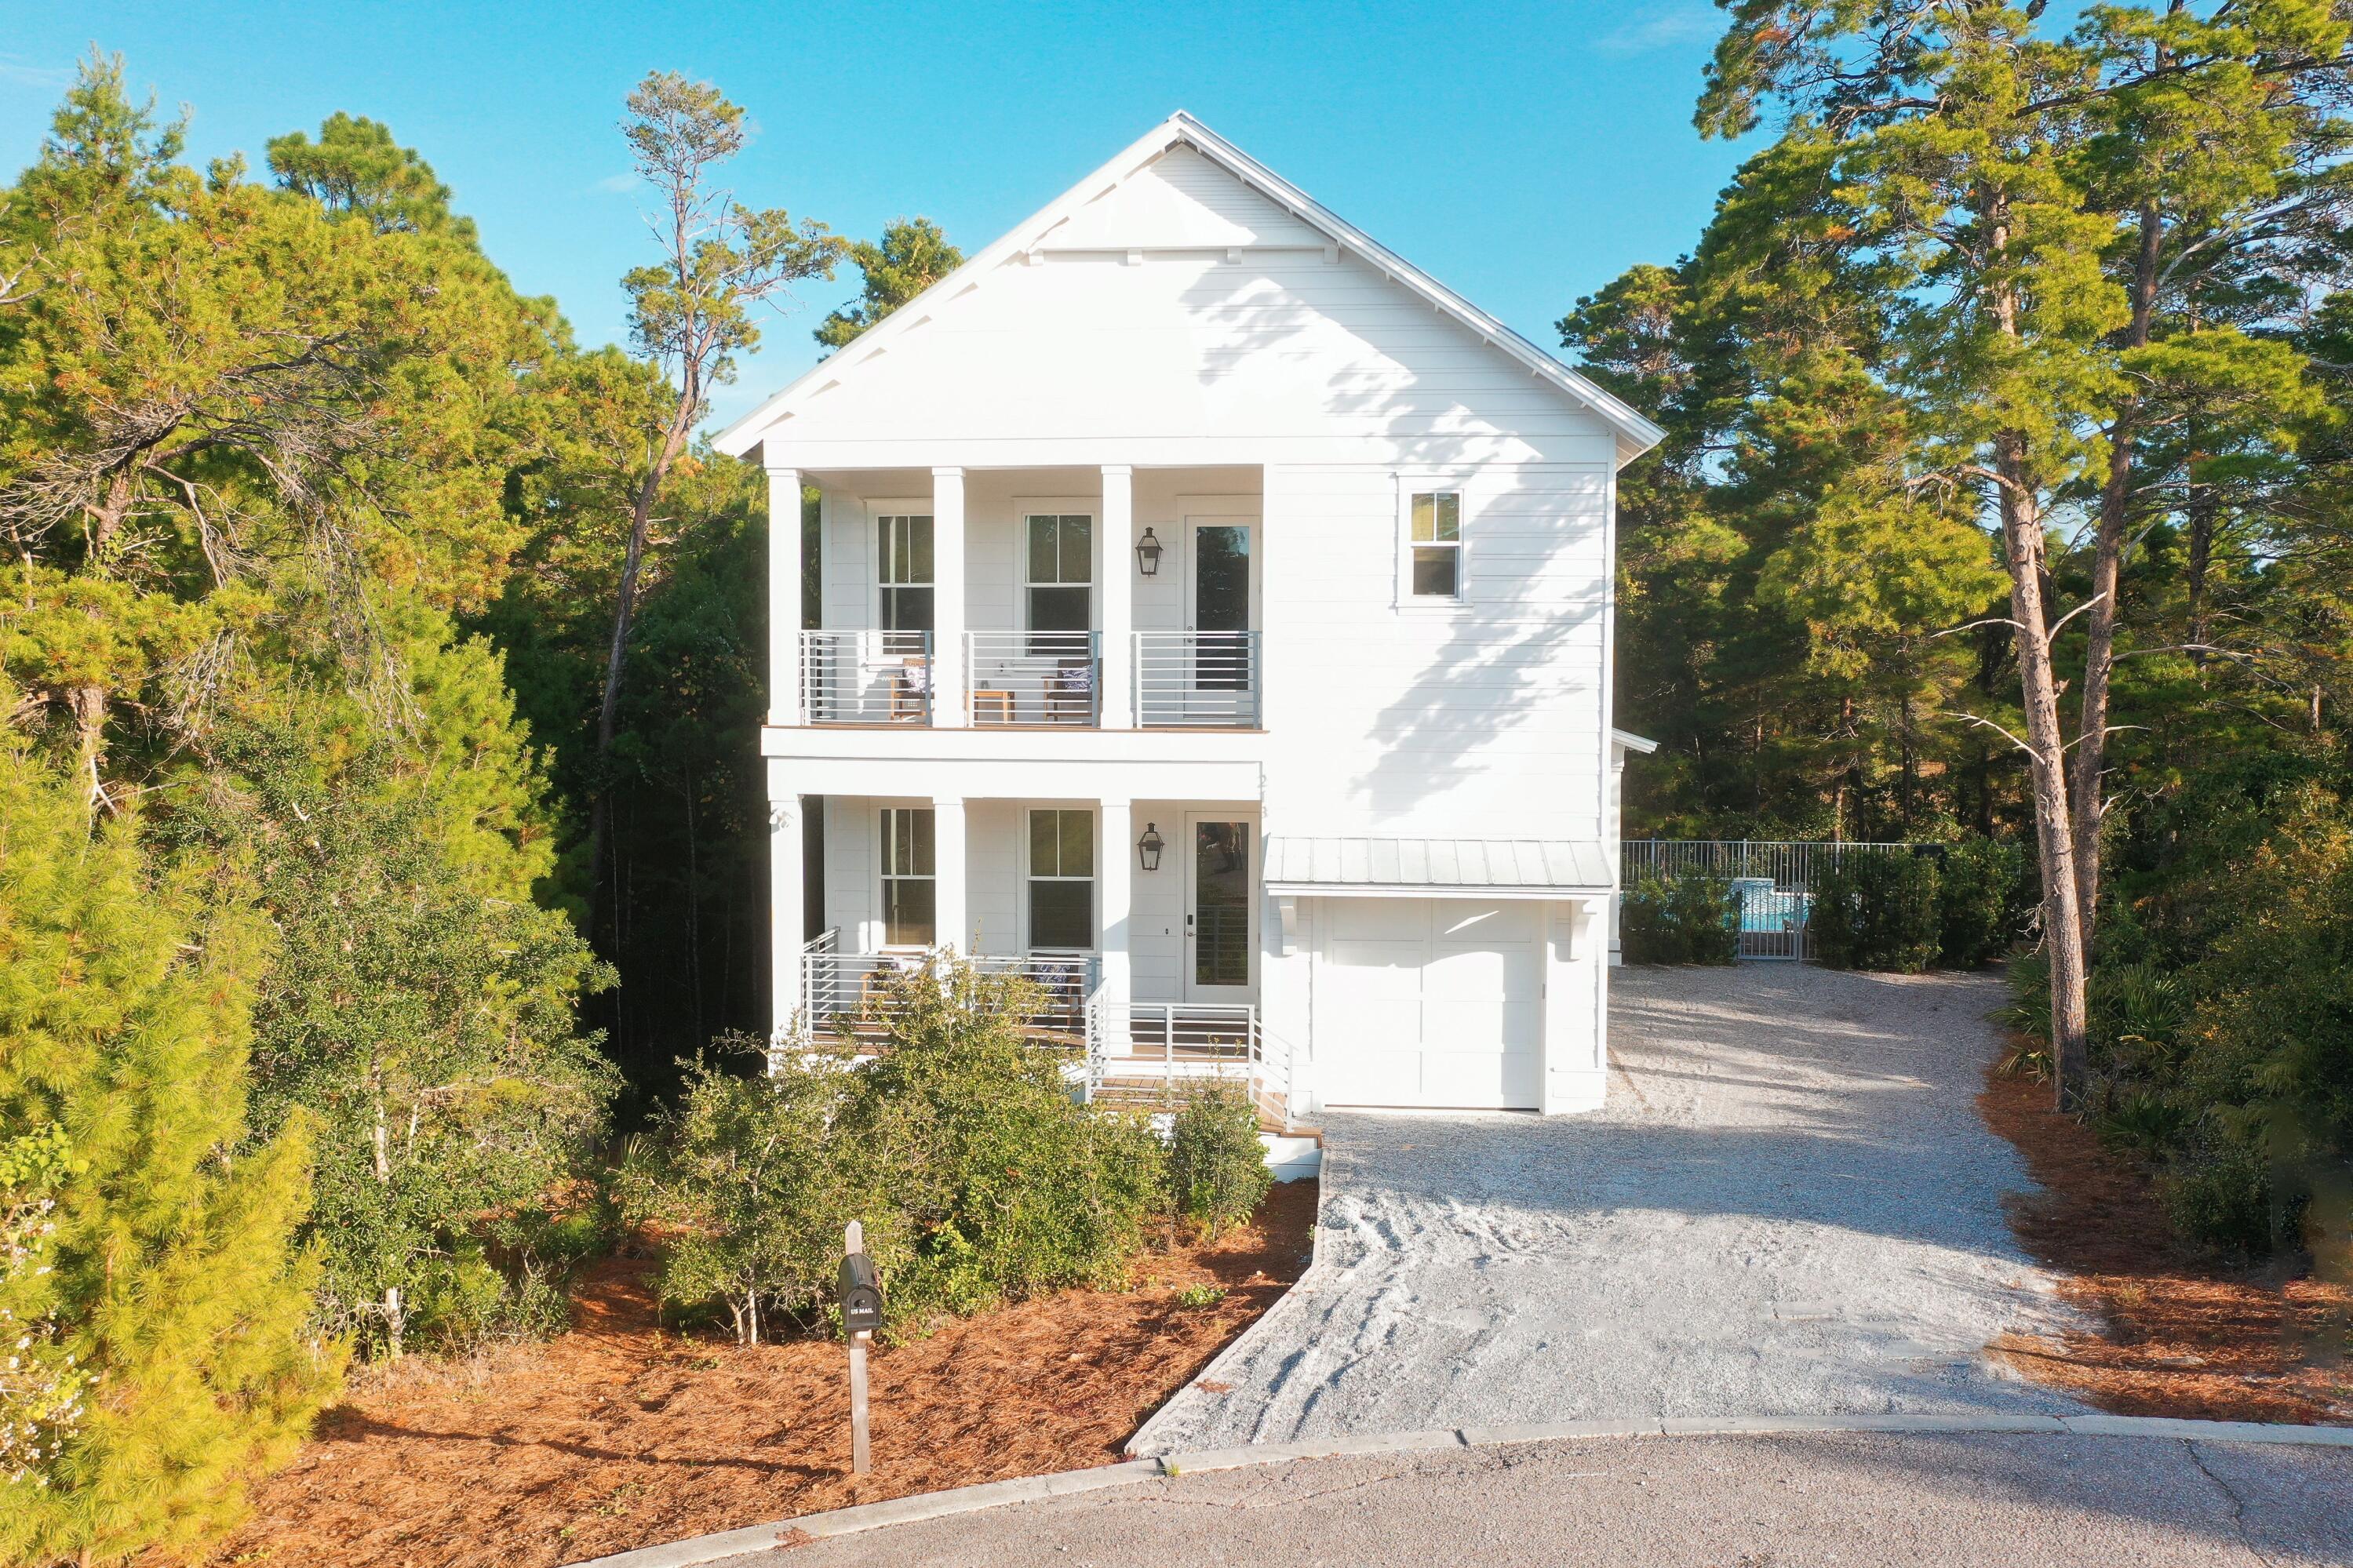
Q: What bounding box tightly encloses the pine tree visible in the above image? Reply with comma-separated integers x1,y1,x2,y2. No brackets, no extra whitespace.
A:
1692,0,2352,1103
814,216,963,351
0,736,337,1565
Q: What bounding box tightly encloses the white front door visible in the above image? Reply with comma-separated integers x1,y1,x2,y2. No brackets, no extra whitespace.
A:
1182,812,1257,1004
1314,898,1543,1108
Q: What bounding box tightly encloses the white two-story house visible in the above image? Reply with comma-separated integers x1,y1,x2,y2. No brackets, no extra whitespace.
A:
717,112,1660,1122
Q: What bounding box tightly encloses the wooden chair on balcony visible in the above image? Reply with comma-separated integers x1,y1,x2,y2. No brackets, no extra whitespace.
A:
888,658,931,722
1022,954,1089,1045
1045,659,1095,724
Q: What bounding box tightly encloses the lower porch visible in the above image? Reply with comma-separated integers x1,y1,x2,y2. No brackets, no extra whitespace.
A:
775,792,1299,1129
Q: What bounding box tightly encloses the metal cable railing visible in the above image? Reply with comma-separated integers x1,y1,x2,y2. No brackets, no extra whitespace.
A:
801,630,931,724
802,943,1099,1040
1134,631,1260,727
963,630,1098,726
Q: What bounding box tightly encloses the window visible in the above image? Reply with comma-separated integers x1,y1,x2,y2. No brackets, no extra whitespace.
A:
1025,513,1092,653
877,515,934,654
880,807,935,947
1027,808,1095,950
1408,491,1462,601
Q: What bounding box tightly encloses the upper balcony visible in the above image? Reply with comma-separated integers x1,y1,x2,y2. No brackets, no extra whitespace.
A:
772,463,1269,737
799,628,1262,729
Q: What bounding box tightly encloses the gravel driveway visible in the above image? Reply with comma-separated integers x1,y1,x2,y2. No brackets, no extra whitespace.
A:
1131,965,2088,1454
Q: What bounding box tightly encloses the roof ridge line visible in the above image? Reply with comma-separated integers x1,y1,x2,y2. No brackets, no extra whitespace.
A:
714,112,1666,462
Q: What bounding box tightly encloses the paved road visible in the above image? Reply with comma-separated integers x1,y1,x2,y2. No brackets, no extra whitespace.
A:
1135,966,2085,1453
722,1432,2353,1567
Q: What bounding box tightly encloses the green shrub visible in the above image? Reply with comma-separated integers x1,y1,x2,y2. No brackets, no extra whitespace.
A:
1169,1083,1273,1238
2094,1090,2192,1159
846,962,1167,1317
2158,1131,2275,1257
629,962,1226,1341
619,1038,886,1344
1809,850,1941,972
1936,839,2023,967
2089,959,2186,1074
1620,872,1739,964
1995,948,2053,1049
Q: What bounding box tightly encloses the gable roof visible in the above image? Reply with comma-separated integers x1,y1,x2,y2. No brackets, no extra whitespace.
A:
714,111,1666,466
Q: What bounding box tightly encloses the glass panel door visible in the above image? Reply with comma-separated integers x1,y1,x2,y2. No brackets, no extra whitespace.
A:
1186,816,1255,1001
1186,522,1251,691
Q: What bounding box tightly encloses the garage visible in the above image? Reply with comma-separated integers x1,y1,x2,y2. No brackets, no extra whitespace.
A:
1263,835,1615,1113
1313,897,1543,1108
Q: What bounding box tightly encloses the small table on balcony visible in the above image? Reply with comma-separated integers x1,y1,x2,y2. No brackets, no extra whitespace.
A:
972,689,1015,724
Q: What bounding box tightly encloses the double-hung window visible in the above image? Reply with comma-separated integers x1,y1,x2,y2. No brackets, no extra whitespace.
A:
880,806,936,948
1024,513,1092,655
1026,807,1095,950
1408,491,1462,602
877,515,934,655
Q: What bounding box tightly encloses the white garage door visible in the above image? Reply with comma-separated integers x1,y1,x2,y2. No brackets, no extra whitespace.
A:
1314,898,1542,1109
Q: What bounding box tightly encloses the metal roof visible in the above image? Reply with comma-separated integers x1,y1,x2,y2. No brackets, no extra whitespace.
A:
1262,836,1614,896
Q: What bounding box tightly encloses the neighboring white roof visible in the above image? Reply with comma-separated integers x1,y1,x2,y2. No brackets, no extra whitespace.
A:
1264,836,1614,896
1612,728,1660,755
715,111,1666,466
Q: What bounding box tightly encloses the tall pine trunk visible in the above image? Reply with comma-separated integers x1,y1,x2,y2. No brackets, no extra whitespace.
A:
1983,188,2091,1107
2069,196,2162,954
1998,456,2093,1104
588,402,697,942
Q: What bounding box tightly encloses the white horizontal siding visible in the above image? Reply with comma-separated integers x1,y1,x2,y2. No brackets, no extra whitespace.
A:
1044,146,1329,250
965,799,1018,955
822,797,876,951
775,246,1619,462
1262,462,1606,842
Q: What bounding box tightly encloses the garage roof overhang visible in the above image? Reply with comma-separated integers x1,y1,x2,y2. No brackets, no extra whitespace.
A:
1262,836,1614,900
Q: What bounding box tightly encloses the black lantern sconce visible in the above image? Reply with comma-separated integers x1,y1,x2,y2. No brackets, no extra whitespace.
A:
1135,526,1163,577
1137,821,1164,871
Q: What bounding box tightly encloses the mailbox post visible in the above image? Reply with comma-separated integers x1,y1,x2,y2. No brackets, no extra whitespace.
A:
840,1221,886,1475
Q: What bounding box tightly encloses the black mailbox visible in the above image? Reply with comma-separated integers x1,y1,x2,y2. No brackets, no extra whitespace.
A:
840,1252,884,1334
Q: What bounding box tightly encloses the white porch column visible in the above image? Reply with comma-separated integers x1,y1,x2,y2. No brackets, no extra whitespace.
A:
1608,755,1629,966
1098,465,1135,729
1539,896,1608,1115
767,467,803,726
933,795,968,955
931,467,967,727
770,791,806,1046
1097,798,1134,1053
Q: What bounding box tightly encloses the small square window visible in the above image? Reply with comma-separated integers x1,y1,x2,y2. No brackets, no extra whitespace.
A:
1405,490,1463,602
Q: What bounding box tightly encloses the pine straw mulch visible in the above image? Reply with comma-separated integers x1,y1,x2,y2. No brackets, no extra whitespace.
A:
1978,1064,2352,1424
199,1180,1318,1568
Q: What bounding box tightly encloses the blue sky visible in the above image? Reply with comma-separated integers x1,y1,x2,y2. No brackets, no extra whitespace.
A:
2,2,1750,431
